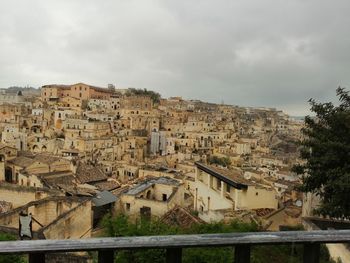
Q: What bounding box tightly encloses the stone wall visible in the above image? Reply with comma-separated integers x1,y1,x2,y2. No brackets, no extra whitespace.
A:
0,196,91,240
42,200,92,239
0,184,51,208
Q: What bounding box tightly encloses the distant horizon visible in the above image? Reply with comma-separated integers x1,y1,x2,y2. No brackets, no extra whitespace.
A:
2,83,315,117
1,1,348,117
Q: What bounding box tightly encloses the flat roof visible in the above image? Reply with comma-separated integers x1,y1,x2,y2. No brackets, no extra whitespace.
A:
92,191,117,207
195,162,250,190
126,177,180,196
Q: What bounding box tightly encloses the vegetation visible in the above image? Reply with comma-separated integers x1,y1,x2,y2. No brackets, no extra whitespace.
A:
293,87,350,219
7,86,37,91
101,214,335,263
81,100,89,110
208,156,231,167
126,88,161,104
0,233,25,263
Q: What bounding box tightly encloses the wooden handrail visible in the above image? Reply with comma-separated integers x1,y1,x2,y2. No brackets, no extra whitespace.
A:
1,230,349,263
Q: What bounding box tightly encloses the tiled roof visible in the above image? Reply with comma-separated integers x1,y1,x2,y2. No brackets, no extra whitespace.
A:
33,153,62,164
42,84,70,89
75,163,107,184
161,205,205,228
8,156,35,168
38,171,75,188
93,181,120,191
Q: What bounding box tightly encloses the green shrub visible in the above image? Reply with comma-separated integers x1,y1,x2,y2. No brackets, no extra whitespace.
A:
101,214,336,263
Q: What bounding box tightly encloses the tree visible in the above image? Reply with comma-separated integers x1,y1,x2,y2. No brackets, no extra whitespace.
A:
0,233,25,263
293,87,350,219
101,214,335,263
126,88,161,104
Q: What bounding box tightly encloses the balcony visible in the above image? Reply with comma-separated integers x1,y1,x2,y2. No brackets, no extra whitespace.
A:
1,229,349,263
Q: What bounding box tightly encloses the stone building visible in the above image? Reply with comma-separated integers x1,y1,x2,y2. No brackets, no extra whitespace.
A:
118,177,185,221
0,196,92,239
0,90,25,104
41,83,114,102
194,162,278,222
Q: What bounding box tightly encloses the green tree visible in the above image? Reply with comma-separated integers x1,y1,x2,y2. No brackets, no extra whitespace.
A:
0,233,25,263
126,88,161,104
293,87,350,219
101,214,335,263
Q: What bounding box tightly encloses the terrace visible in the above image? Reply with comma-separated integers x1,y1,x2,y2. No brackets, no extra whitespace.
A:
0,229,349,263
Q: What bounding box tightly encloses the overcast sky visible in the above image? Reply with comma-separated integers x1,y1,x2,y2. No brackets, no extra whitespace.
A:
0,0,349,115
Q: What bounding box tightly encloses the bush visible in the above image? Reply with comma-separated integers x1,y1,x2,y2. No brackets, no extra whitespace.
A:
126,88,161,104
0,233,25,263
101,214,336,263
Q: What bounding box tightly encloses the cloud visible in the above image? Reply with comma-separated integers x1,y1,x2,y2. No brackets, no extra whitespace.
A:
0,0,349,115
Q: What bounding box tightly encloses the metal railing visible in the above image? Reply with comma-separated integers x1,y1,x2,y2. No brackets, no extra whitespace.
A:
0,230,349,263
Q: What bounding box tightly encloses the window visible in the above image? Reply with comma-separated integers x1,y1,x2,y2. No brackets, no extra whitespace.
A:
126,203,130,211
162,194,167,201
226,184,231,193
256,192,259,196
217,179,221,190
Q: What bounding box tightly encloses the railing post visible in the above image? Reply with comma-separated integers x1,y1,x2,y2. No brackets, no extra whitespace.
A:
303,243,320,263
29,252,45,263
98,249,115,263
234,244,250,263
166,248,182,263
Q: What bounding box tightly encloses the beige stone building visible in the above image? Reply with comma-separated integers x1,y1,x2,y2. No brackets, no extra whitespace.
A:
194,162,278,222
0,196,92,239
41,83,114,102
119,177,185,221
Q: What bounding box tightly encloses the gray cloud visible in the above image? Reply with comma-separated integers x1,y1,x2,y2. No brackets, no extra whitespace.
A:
0,0,349,115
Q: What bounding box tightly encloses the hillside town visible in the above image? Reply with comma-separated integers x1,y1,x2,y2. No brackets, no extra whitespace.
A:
0,83,307,242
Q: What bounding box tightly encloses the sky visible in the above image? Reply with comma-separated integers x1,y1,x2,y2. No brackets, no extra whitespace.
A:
0,0,349,116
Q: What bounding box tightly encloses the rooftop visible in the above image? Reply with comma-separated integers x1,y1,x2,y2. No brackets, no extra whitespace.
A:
125,177,181,196
195,162,251,189
75,163,107,184
161,205,205,228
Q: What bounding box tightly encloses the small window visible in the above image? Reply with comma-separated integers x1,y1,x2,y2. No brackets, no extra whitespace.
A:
126,203,130,211
226,184,231,193
256,192,259,196
217,179,221,190
162,194,167,201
